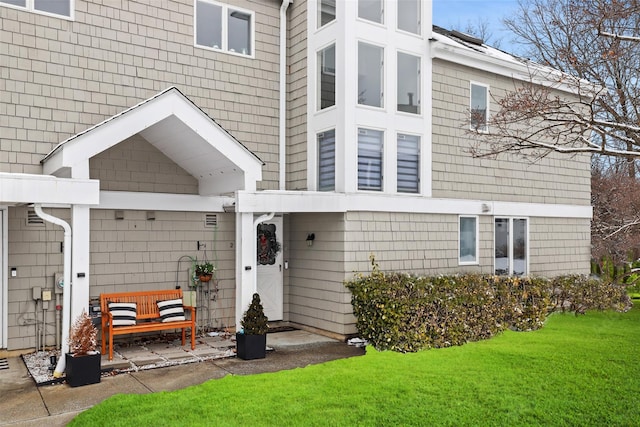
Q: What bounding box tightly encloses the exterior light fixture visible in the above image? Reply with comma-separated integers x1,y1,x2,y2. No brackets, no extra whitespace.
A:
306,233,315,247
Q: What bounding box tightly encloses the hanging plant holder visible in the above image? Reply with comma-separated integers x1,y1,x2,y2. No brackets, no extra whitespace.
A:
199,274,213,282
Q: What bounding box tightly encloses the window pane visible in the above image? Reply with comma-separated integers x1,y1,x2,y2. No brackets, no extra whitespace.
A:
318,44,335,110
471,83,488,131
358,42,383,107
318,130,336,191
460,217,477,263
196,1,222,49
495,218,509,275
0,0,26,7
358,0,383,23
397,134,419,193
318,0,336,28
398,0,420,34
513,219,527,276
34,0,69,16
228,10,251,55
397,52,420,114
358,129,383,191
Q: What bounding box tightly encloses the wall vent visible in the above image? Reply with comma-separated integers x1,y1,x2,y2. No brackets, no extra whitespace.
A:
26,210,45,226
205,214,218,228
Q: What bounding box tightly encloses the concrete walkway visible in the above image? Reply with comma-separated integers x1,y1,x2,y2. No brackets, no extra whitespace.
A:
0,331,365,426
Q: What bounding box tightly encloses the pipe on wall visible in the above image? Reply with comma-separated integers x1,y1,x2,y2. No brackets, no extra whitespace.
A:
33,204,72,378
278,0,292,190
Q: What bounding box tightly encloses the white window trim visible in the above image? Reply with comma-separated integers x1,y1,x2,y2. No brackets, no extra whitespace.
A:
396,50,422,116
458,215,479,265
317,42,336,111
493,217,529,276
194,0,255,58
317,0,336,30
396,0,422,37
396,132,421,194
357,40,385,110
356,0,384,26
470,81,489,133
0,0,74,20
317,127,336,191
357,126,385,192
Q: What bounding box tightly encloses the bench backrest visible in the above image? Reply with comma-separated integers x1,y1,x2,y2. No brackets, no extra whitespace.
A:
100,289,184,320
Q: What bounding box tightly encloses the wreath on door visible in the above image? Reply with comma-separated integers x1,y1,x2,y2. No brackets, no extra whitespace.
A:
257,223,281,265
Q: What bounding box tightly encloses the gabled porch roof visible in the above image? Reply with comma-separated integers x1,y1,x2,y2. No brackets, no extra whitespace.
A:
42,87,263,195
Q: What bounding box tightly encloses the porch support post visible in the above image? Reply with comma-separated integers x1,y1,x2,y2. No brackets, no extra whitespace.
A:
235,211,256,330
70,205,91,323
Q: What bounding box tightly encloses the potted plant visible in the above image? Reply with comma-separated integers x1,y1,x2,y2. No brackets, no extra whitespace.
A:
195,261,215,282
65,310,101,387
236,293,269,360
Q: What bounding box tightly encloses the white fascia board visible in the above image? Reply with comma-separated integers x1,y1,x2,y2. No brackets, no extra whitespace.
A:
97,191,235,212
236,191,592,219
0,173,99,205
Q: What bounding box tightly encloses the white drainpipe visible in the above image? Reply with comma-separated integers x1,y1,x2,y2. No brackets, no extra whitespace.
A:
279,0,292,190
34,204,71,378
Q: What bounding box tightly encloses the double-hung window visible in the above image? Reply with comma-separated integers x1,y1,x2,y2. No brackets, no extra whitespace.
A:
358,42,384,108
195,0,253,56
318,0,336,28
397,133,420,193
1,0,71,18
494,218,528,276
358,0,383,24
470,82,489,131
397,52,420,114
397,0,421,35
317,129,336,191
459,216,479,264
358,128,383,191
318,44,336,110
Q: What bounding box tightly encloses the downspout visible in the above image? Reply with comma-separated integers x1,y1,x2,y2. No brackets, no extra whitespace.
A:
253,212,276,293
34,204,71,378
279,0,292,190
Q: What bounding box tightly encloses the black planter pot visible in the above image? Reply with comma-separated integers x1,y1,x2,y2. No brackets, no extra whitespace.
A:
236,333,266,360
65,352,101,387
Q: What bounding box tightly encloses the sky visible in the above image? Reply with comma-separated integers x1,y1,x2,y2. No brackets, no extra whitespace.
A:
432,0,522,54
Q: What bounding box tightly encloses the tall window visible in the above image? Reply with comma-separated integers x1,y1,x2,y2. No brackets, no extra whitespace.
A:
1,0,71,17
358,128,383,191
459,216,478,264
318,130,336,191
397,0,421,35
397,52,420,114
397,133,420,193
470,83,489,131
495,218,528,276
358,42,384,108
196,1,253,56
358,0,383,24
318,0,336,28
318,44,336,110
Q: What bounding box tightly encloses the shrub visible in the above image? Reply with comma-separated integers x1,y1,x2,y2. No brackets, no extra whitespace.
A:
240,293,269,335
345,260,632,352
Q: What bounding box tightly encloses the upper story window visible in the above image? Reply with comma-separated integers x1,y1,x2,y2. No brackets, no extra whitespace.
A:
318,129,336,191
318,0,335,28
195,0,253,56
470,82,489,132
358,0,383,24
318,44,336,110
358,42,384,108
358,128,383,191
397,133,420,193
0,0,71,18
397,52,420,114
397,0,421,35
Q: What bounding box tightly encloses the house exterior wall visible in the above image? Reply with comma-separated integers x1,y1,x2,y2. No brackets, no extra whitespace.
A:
432,59,591,206
0,0,282,189
90,135,199,193
286,0,309,191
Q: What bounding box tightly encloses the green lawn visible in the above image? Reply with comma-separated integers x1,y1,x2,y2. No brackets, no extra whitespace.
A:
70,305,640,427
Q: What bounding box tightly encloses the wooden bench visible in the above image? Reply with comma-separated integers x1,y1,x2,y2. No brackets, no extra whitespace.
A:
100,289,196,361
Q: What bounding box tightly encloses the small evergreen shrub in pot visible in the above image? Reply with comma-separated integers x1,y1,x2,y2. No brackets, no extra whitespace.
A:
66,310,101,387
236,293,269,360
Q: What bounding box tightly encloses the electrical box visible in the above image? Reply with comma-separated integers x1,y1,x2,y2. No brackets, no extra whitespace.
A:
54,273,64,294
42,290,52,301
32,287,42,300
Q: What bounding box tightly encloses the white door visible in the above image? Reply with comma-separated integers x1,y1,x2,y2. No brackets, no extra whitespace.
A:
0,209,4,348
256,216,283,321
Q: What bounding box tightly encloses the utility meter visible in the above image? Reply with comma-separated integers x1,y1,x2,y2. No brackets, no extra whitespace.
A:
54,273,64,294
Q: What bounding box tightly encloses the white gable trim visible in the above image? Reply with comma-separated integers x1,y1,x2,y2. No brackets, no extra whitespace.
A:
0,173,99,205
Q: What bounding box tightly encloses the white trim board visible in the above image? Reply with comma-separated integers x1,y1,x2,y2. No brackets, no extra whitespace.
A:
236,191,592,219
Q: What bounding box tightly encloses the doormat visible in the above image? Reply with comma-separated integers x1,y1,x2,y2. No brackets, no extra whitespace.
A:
267,326,298,334
0,358,8,370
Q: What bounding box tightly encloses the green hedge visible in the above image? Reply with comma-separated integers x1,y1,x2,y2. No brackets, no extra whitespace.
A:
345,263,632,353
